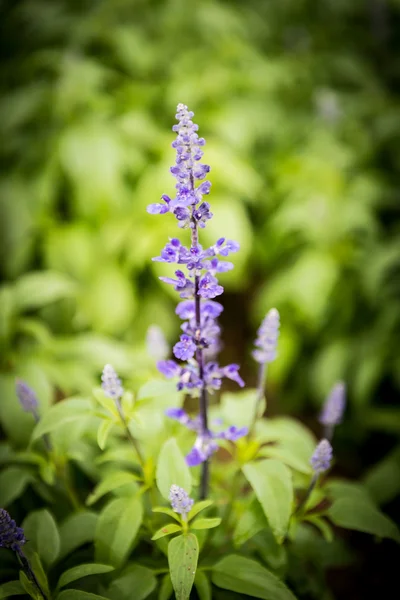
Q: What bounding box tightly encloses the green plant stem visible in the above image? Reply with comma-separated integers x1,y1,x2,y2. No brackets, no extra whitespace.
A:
295,473,318,516
17,549,48,600
59,463,81,511
249,362,267,437
115,401,145,468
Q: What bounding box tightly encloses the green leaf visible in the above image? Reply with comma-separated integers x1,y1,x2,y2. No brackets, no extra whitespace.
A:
23,509,60,566
107,564,157,600
220,389,258,430
86,470,140,506
31,398,92,441
303,516,334,542
194,571,212,600
212,555,297,600
328,497,400,542
57,592,110,600
188,500,214,521
156,438,192,500
14,271,77,311
0,581,24,599
258,445,312,475
58,511,98,561
137,379,179,400
0,466,33,507
233,499,268,548
22,551,50,599
242,460,293,542
58,564,114,589
158,574,173,600
191,518,221,530
168,533,199,600
95,496,143,567
363,447,400,505
19,571,41,600
97,420,114,450
152,506,182,523
152,523,182,540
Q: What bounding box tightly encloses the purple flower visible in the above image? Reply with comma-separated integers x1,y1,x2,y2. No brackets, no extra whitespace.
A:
0,509,26,552
198,273,224,299
15,379,39,417
319,382,346,427
253,308,280,364
173,334,197,361
157,360,181,379
166,407,248,465
310,439,333,473
169,484,194,516
101,364,123,401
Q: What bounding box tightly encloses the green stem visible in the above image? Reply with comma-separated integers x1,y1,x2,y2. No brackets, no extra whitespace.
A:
249,362,267,436
115,401,145,468
17,549,48,600
294,473,318,516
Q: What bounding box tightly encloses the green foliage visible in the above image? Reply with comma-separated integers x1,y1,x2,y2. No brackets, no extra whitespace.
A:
242,460,293,543
156,439,192,500
168,534,199,600
211,555,296,600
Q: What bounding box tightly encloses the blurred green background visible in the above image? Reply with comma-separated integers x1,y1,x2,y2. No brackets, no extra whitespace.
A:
1,0,400,478
1,0,400,596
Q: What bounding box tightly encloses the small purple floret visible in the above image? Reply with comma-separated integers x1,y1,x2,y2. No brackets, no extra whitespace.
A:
310,439,333,473
319,382,346,427
169,484,194,515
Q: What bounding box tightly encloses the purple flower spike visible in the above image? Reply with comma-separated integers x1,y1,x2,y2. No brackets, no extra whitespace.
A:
15,379,39,417
319,382,346,427
0,509,26,552
253,308,280,364
310,439,333,473
101,364,123,401
169,484,194,516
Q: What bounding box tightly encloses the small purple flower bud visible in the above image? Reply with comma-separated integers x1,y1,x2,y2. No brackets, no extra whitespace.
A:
101,364,123,401
310,439,333,473
319,382,346,427
146,325,169,361
253,308,280,364
0,509,26,552
15,379,39,416
169,484,194,516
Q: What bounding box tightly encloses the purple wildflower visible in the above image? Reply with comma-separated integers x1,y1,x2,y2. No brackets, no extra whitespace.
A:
0,509,26,552
101,364,123,402
169,485,194,516
166,407,248,466
253,308,280,364
15,379,39,418
310,439,333,473
173,334,197,361
319,382,346,427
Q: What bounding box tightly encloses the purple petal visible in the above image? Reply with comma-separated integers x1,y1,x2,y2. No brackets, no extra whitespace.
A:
157,360,180,378
186,447,204,467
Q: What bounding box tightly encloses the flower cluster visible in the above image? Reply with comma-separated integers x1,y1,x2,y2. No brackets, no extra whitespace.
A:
148,104,244,397
15,379,39,419
101,364,124,402
253,308,280,364
169,484,194,516
0,508,26,552
319,381,346,428
166,407,247,466
310,439,333,473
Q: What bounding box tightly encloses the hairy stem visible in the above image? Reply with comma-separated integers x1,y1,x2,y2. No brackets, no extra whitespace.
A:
18,549,48,600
